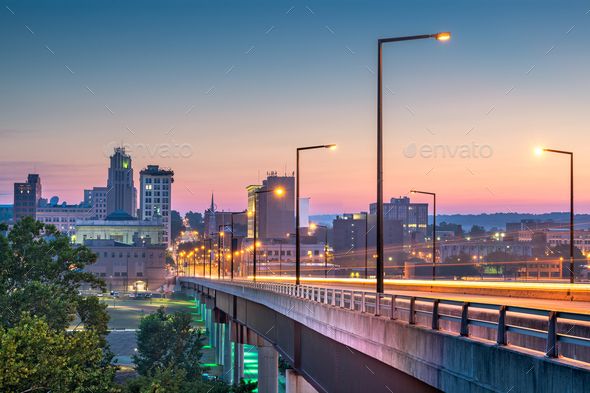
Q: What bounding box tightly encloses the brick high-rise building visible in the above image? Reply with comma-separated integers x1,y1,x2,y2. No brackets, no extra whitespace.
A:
13,174,42,221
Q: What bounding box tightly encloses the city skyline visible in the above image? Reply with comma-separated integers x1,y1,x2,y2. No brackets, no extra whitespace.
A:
2,1,590,215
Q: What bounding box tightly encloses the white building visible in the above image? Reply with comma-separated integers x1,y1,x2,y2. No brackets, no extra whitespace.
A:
36,204,94,236
139,165,174,246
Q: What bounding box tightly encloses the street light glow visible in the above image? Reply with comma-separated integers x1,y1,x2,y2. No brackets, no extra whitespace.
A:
434,32,451,41
534,146,544,156
274,187,285,196
325,144,337,150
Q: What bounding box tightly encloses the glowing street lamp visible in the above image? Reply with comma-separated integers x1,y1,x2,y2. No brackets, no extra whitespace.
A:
296,144,336,285
375,32,451,293
535,146,575,283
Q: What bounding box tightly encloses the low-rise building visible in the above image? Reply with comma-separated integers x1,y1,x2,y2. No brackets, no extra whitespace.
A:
83,239,169,292
75,210,164,245
36,204,94,236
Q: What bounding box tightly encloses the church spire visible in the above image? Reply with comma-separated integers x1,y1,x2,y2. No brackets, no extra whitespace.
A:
210,192,215,212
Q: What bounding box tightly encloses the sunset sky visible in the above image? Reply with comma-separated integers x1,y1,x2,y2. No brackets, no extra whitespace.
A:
2,0,590,215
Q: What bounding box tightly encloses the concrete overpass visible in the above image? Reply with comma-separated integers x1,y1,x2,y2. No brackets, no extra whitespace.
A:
179,277,590,393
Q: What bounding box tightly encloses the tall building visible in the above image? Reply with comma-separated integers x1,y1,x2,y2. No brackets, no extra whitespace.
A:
369,196,428,242
13,174,42,221
247,172,295,240
84,186,108,220
139,165,174,245
332,213,402,259
106,147,136,217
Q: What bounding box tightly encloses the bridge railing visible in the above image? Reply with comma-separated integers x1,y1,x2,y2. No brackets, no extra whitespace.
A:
191,279,590,363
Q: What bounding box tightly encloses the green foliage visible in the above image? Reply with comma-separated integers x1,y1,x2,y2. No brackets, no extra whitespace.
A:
0,218,116,392
0,314,118,393
170,211,185,242
0,217,106,331
134,307,203,378
184,211,204,233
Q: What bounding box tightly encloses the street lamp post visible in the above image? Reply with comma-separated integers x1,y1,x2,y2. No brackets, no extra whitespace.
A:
362,212,369,279
376,32,451,293
218,225,226,279
535,147,575,283
311,224,330,278
296,144,336,285
253,188,285,281
411,190,437,280
230,211,245,281
201,245,206,276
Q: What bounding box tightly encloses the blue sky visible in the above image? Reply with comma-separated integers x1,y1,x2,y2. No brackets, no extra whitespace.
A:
1,1,590,214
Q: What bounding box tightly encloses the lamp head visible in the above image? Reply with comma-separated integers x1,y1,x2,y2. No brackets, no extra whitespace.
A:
434,32,451,42
534,146,544,156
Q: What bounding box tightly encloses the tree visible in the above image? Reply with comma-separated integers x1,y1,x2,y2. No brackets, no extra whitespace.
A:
0,217,106,331
0,313,117,393
468,225,486,238
171,210,185,242
185,211,205,233
0,218,116,392
134,307,203,378
441,253,480,277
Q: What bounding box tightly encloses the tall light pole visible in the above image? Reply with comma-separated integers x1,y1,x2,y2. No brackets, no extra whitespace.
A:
296,144,336,285
230,211,245,281
411,190,437,280
218,224,226,279
376,31,451,293
253,187,285,281
361,212,369,279
310,223,330,278
535,147,575,283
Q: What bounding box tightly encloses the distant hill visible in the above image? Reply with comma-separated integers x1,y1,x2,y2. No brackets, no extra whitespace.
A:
311,212,590,231
436,213,590,231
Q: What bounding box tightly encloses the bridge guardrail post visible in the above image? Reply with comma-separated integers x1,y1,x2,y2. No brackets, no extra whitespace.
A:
324,288,329,305
431,299,440,330
361,292,366,313
546,311,558,358
331,289,336,306
460,302,470,337
350,291,355,311
390,295,397,320
375,293,381,316
409,297,416,325
340,290,345,308
496,305,507,345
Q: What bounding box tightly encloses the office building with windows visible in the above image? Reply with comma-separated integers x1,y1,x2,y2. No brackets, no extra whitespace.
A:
139,165,174,245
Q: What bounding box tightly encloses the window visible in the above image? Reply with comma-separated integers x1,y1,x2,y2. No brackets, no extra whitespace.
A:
137,272,143,277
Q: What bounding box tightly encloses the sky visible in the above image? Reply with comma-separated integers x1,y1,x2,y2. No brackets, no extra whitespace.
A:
1,0,590,215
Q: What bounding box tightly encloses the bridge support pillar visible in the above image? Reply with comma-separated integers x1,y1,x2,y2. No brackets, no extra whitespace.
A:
285,369,318,393
222,321,232,384
257,339,278,393
233,343,244,384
